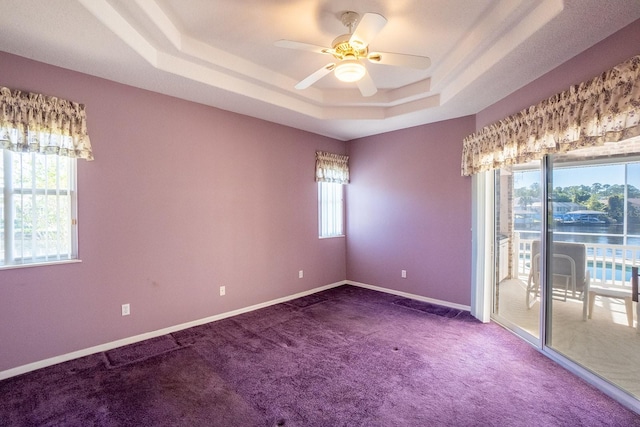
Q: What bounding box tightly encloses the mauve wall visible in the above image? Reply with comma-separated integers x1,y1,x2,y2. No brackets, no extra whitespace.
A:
346,117,475,306
0,52,346,371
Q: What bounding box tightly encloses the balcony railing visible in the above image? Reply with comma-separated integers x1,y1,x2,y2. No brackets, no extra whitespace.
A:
512,233,640,290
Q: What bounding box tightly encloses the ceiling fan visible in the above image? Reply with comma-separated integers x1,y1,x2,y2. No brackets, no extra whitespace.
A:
275,11,431,97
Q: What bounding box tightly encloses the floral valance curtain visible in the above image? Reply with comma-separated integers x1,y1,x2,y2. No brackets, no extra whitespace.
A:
461,55,640,176
0,86,94,160
315,151,349,184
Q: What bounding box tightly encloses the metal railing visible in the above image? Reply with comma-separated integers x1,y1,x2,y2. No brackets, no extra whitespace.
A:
512,233,640,290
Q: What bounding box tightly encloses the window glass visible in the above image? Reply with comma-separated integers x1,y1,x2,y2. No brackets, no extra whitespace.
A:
318,181,344,238
626,162,640,245
551,164,624,245
1,149,77,267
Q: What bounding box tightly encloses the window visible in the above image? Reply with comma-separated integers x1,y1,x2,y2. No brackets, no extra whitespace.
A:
315,150,348,239
0,149,77,267
318,181,344,238
0,85,93,268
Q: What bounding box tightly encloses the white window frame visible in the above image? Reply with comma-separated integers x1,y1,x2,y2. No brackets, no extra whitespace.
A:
318,181,345,238
470,171,493,323
1,149,79,269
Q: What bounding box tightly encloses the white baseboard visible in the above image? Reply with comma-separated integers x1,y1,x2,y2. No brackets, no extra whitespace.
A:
0,280,469,381
348,280,472,311
0,280,345,381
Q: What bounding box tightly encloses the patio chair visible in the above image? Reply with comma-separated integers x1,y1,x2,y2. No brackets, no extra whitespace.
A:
526,240,590,320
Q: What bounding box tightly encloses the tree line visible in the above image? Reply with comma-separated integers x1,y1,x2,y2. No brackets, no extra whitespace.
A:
515,183,640,223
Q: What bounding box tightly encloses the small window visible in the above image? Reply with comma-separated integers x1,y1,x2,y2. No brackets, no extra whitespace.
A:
318,181,344,238
0,149,78,267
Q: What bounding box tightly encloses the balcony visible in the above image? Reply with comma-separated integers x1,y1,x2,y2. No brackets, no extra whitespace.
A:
505,232,639,329
496,233,640,396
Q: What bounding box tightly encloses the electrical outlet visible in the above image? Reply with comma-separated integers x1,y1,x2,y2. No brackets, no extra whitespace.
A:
299,270,304,279
220,285,226,296
401,270,407,279
121,303,130,316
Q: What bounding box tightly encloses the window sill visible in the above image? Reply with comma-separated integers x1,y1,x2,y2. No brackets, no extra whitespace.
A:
319,235,345,239
0,259,82,271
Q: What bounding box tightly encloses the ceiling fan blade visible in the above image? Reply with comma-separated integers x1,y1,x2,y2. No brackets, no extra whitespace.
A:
274,39,334,55
367,51,431,69
356,71,377,97
295,64,336,89
349,13,387,47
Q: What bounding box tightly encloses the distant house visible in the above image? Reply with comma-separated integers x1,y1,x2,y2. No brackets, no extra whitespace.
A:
531,201,584,217
557,210,608,224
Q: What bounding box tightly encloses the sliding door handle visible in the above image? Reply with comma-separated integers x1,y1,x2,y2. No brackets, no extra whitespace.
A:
633,267,638,303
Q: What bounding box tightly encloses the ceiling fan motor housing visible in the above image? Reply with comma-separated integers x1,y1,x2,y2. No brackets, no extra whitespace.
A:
331,34,368,60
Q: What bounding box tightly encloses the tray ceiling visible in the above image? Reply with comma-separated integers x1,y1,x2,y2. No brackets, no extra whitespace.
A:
1,0,639,140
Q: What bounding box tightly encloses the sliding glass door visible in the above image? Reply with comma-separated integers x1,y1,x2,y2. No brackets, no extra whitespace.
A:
547,149,640,399
493,163,542,342
492,137,640,403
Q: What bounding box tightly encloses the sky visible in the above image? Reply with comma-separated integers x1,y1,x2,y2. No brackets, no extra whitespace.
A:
513,164,640,190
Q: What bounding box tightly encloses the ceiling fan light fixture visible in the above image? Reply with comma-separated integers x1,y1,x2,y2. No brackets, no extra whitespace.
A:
334,59,366,82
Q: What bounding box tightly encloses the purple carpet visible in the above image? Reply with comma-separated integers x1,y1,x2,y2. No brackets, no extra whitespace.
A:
1,285,639,426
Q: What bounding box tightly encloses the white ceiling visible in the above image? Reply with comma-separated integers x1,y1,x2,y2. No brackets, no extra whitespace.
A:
1,0,639,141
